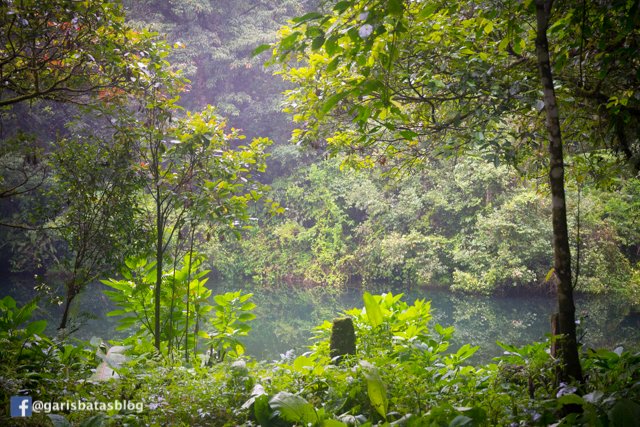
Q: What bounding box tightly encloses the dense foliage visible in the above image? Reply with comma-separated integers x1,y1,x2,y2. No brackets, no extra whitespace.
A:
265,0,639,381
123,0,310,143
210,154,639,302
1,0,639,424
2,293,640,426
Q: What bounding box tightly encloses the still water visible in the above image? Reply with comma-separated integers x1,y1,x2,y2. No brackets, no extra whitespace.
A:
4,275,639,363
240,285,639,362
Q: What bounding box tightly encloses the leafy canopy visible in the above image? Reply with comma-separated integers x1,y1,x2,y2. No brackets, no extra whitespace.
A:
0,0,168,106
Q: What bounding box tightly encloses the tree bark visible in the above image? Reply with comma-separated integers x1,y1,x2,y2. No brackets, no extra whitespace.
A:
535,0,583,383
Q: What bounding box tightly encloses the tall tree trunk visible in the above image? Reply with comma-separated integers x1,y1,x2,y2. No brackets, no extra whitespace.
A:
154,188,163,351
535,0,583,383
184,225,195,363
167,243,180,359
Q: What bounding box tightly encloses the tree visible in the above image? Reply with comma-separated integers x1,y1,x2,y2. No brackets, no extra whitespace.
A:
269,0,638,381
115,66,271,351
534,0,582,382
0,0,170,208
1,0,200,331
0,0,161,107
0,1,185,331
49,130,143,330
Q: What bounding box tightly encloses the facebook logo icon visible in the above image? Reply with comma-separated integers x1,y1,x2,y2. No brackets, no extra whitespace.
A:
10,396,32,417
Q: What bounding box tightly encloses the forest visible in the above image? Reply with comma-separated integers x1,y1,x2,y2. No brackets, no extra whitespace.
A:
0,0,639,425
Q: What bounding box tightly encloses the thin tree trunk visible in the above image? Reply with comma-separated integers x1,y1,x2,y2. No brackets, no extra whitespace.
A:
58,287,77,330
167,241,181,360
535,0,583,383
154,187,163,351
184,225,195,363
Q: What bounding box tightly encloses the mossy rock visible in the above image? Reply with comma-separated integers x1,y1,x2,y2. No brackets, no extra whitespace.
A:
330,317,356,361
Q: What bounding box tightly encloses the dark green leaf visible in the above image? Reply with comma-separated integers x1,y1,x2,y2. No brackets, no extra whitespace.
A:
26,320,47,336
557,394,585,407
399,130,418,139
280,32,301,50
325,36,340,56
292,12,324,24
254,394,272,426
320,91,350,117
312,35,326,51
252,44,271,57
334,1,352,13
419,3,440,18
608,399,640,427
387,0,404,16
326,56,341,73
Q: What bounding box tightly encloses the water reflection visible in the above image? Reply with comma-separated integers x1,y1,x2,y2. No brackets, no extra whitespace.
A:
3,275,638,363
240,285,639,362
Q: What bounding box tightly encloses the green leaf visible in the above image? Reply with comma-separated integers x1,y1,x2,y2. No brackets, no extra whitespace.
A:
496,340,521,356
26,319,47,336
483,21,494,34
399,130,418,139
325,36,340,56
387,0,404,16
323,420,348,427
254,394,272,426
124,257,136,270
269,392,318,425
457,406,488,424
333,1,352,13
238,313,256,322
361,361,387,419
107,309,128,317
320,91,351,117
292,12,324,24
1,295,17,309
241,302,257,311
363,292,383,328
419,3,440,19
280,32,301,50
312,35,326,51
326,56,341,73
214,294,228,306
608,399,640,427
144,267,157,285
455,343,479,361
135,257,147,269
557,394,585,407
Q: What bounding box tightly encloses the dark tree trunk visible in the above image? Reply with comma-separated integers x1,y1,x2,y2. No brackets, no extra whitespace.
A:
58,289,76,330
535,0,583,383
